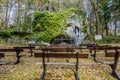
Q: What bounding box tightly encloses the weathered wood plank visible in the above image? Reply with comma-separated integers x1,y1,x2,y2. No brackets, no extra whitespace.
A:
0,48,23,52
40,47,74,52
15,46,35,49
34,53,88,58
35,62,87,66
105,52,116,57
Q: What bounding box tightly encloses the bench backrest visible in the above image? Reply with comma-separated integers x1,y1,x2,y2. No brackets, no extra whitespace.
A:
34,52,88,58
0,48,23,52
105,46,120,57
79,44,98,47
105,52,116,57
88,45,112,50
41,45,74,52
15,46,35,49
49,47,74,52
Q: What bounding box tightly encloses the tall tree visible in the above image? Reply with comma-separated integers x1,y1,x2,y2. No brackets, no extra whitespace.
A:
98,0,111,36
90,0,103,34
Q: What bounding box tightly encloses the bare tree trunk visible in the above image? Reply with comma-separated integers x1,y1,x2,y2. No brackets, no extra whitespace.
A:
105,24,108,36
17,0,21,32
4,0,9,29
91,1,103,34
114,20,117,36
49,0,52,12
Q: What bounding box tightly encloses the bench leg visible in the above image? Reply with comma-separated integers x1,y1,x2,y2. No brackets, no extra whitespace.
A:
73,70,79,80
111,70,120,79
29,47,33,57
109,48,120,79
40,71,46,80
75,71,79,80
110,65,120,80
93,53,97,62
89,50,93,56
47,52,49,62
66,48,69,62
29,51,33,57
40,52,46,80
14,53,21,64
93,47,97,62
74,53,79,80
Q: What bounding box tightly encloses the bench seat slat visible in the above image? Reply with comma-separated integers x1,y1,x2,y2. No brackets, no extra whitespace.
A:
105,52,116,57
34,53,88,58
0,62,9,65
89,46,120,50
16,46,35,49
37,62,76,65
79,44,98,46
102,61,120,65
41,47,74,52
0,49,23,52
36,62,87,66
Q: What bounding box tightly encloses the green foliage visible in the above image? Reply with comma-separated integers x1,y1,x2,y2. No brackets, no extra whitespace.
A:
86,35,94,41
98,0,111,29
0,30,11,38
0,29,30,39
103,36,120,43
82,25,88,33
24,35,32,41
27,0,33,9
0,0,4,3
32,10,75,42
21,17,32,32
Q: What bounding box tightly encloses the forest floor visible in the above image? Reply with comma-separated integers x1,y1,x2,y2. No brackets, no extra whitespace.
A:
0,44,119,80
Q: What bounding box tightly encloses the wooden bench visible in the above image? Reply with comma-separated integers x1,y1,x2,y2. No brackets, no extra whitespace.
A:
38,45,74,62
34,47,88,80
89,45,120,79
0,47,23,64
15,45,35,57
88,45,112,61
79,44,98,55
103,46,120,79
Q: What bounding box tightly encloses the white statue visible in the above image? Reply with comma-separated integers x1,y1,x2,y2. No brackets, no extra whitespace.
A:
65,14,86,46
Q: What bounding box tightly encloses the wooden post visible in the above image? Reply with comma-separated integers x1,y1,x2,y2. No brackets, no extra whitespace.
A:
93,45,97,62
76,52,79,72
47,47,49,62
66,47,69,62
75,52,79,80
14,47,21,64
112,46,119,76
29,45,33,57
104,45,108,53
89,45,92,55
40,52,46,79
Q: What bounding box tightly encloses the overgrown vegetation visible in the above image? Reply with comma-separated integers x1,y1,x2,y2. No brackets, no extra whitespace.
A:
32,9,77,42
103,36,120,43
0,29,31,44
0,0,120,44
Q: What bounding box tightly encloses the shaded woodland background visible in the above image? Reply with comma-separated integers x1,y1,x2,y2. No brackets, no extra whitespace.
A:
0,0,120,44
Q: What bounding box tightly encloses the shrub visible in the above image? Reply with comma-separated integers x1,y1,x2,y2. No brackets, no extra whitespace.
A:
103,36,120,43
